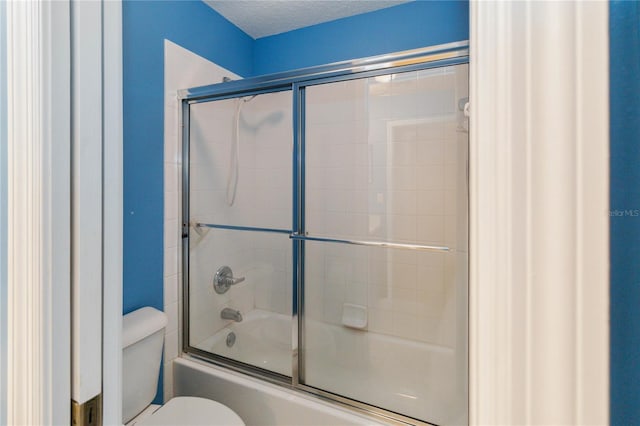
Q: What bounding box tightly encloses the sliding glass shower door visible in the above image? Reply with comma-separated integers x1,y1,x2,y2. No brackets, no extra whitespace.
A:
182,42,469,426
186,90,293,377
299,65,468,424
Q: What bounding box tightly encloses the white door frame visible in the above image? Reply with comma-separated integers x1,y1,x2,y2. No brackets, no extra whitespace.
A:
3,0,608,424
102,0,124,423
5,0,72,424
469,1,609,424
70,0,105,409
69,0,123,423
0,1,8,423
3,0,122,424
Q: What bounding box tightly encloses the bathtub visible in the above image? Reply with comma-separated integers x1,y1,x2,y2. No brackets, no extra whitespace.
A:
195,309,292,376
174,357,386,426
185,309,466,425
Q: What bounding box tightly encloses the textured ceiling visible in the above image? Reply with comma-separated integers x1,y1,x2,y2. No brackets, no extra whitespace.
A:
204,0,411,39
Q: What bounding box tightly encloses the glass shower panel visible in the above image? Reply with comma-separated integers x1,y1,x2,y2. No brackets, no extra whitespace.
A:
304,242,466,424
189,90,292,230
189,229,292,376
303,64,468,424
187,91,292,377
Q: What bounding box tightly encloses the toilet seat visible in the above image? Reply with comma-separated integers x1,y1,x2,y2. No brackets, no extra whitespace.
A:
135,396,245,426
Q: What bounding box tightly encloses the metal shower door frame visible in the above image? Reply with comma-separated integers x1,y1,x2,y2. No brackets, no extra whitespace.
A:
180,40,470,426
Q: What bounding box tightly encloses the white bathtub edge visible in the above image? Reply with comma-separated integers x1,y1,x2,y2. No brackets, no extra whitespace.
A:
173,356,390,426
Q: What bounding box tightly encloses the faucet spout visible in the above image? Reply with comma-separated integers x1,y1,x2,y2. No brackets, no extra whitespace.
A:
221,307,243,322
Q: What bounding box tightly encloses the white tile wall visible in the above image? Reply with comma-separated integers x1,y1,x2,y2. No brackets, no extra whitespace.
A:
163,40,241,400
304,64,469,348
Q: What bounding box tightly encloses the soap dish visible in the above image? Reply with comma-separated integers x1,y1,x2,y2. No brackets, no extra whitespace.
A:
342,303,367,329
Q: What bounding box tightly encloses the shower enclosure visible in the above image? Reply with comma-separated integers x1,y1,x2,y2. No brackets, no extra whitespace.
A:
181,41,469,426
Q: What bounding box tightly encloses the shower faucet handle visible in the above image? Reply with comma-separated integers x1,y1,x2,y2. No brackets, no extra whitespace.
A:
223,275,245,285
214,266,245,294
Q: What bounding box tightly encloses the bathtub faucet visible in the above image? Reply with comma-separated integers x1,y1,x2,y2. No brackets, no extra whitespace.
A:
221,308,243,322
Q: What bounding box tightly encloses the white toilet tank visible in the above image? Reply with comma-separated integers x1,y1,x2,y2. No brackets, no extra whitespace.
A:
122,307,168,424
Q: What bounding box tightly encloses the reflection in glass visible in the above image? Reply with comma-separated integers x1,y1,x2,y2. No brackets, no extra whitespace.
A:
303,64,468,424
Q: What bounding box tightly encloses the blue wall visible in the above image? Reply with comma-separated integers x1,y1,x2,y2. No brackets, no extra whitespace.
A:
253,1,469,75
123,0,253,402
610,1,640,424
123,0,252,316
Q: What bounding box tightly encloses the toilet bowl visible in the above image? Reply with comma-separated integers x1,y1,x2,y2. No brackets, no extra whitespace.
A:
123,307,245,426
132,396,244,426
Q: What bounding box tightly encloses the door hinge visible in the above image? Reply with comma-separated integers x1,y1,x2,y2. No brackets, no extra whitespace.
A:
71,394,102,426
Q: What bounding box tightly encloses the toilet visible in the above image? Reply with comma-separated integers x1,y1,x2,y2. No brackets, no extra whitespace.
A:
123,307,245,425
